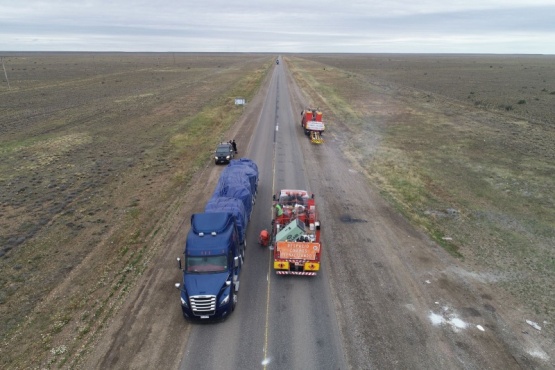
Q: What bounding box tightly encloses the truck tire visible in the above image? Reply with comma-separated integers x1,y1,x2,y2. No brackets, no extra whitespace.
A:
232,289,238,311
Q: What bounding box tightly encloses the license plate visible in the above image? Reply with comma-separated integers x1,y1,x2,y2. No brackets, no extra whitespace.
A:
201,315,209,319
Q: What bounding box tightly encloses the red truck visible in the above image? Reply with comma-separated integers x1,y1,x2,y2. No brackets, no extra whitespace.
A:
271,189,322,276
301,108,325,144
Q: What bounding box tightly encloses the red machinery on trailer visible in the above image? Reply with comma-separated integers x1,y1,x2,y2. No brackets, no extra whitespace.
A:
271,189,321,276
301,108,325,144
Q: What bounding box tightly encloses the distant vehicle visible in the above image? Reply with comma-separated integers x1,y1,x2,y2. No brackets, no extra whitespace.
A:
175,159,259,320
276,59,279,65
214,142,234,164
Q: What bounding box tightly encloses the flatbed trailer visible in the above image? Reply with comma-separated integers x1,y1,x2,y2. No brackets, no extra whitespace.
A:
272,189,321,276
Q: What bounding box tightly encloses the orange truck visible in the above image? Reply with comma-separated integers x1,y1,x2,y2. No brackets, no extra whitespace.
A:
300,108,325,144
272,189,322,275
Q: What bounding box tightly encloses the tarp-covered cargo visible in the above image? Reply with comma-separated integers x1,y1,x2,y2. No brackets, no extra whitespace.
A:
224,161,259,196
214,173,253,218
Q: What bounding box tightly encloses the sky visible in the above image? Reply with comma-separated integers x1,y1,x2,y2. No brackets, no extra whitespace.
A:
1,0,554,54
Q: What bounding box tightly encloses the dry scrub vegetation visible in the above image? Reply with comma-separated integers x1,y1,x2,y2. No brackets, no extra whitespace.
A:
0,52,272,368
2,52,554,368
287,54,555,329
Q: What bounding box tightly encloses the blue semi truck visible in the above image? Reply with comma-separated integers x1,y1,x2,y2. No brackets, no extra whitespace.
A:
175,158,258,320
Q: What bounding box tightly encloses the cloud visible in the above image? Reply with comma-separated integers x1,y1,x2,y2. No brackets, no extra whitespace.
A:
0,0,554,53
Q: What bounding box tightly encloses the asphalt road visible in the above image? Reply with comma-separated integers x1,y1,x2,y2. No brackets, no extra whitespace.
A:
179,60,346,370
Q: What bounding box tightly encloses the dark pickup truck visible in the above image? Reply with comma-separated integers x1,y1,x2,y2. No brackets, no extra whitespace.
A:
214,143,234,164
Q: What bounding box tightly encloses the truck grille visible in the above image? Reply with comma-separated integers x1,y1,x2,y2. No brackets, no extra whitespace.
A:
190,295,217,316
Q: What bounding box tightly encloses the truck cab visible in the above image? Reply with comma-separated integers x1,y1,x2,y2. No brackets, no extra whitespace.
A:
176,212,243,320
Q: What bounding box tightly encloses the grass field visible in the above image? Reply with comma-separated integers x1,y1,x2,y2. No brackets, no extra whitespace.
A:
286,54,555,322
0,52,273,368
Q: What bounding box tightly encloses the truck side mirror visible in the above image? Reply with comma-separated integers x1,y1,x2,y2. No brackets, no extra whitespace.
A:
177,257,182,270
174,283,181,290
272,194,276,201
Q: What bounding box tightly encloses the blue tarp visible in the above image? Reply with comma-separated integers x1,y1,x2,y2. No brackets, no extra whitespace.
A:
186,158,258,254
213,183,253,218
214,169,255,217
231,158,258,174
226,159,259,195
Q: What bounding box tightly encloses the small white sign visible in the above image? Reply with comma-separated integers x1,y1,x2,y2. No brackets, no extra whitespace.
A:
306,121,325,131
235,98,246,105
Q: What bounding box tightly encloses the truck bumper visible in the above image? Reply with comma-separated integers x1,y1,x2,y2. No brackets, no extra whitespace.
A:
181,302,232,320
273,261,319,276
276,271,317,276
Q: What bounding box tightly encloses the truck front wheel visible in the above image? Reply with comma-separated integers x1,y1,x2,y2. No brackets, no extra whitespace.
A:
232,289,238,311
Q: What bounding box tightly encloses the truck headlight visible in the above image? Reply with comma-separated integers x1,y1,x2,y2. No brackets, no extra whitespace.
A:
180,297,188,307
214,156,218,160
220,294,229,305
226,155,230,159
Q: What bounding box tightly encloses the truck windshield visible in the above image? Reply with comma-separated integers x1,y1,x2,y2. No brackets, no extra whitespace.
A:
186,255,228,273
